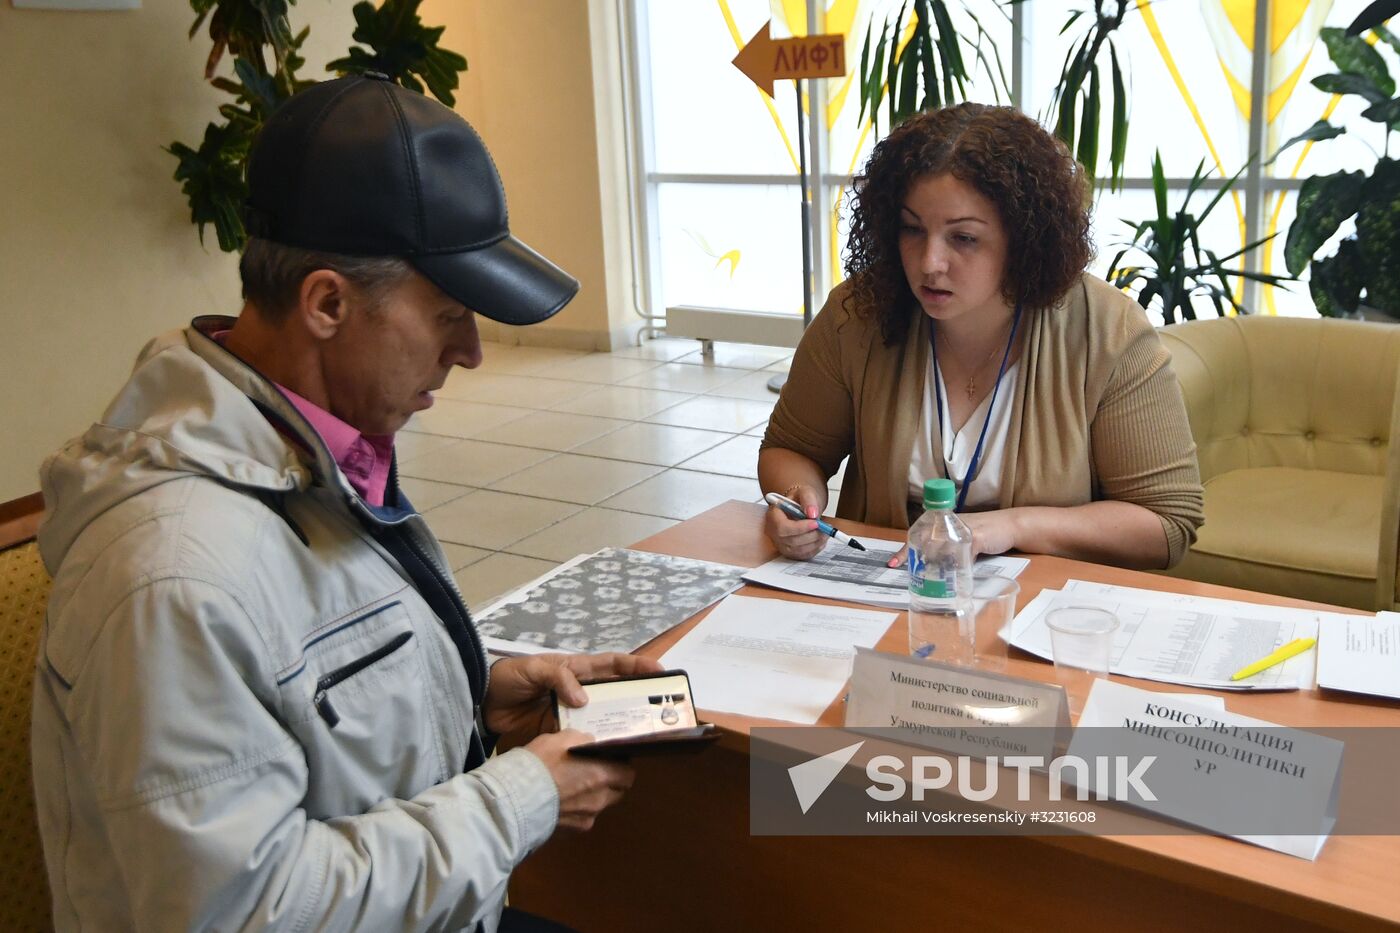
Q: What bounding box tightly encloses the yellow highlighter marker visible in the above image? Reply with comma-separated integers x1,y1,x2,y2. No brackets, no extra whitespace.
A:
1229,637,1317,682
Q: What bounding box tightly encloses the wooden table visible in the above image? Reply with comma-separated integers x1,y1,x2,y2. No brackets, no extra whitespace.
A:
510,501,1400,932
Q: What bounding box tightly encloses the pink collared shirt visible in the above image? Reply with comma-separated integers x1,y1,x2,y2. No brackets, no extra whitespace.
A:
277,385,395,507
211,330,395,506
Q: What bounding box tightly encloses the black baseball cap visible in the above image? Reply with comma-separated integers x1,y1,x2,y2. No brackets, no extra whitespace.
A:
244,74,579,326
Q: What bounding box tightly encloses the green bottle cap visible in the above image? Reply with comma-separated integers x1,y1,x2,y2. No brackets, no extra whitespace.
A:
923,478,956,511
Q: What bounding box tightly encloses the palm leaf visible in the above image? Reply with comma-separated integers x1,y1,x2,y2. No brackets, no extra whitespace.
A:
1077,63,1100,178
1196,161,1249,220
898,30,921,120
963,9,1011,102
929,0,964,102
1111,153,1293,320
857,19,875,125
1108,40,1127,190
1151,151,1168,223
1056,39,1087,150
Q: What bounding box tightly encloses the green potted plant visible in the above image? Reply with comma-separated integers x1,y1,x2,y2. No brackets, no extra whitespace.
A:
167,0,467,253
858,0,1132,189
1107,152,1294,324
855,0,1008,134
1281,26,1399,319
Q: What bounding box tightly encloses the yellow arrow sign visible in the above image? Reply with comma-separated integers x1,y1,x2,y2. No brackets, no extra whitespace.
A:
732,21,847,98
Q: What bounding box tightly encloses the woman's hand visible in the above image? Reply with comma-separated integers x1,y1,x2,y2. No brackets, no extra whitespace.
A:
960,510,1019,556
763,484,827,560
881,503,1170,570
883,508,1022,567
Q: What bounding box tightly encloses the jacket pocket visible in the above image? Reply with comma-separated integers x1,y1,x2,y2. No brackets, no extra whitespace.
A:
313,631,413,728
279,602,450,818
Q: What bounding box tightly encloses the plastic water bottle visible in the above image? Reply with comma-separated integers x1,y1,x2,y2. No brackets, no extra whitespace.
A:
907,478,975,664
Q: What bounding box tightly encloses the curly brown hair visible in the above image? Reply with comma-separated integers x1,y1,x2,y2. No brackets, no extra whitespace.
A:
844,103,1093,345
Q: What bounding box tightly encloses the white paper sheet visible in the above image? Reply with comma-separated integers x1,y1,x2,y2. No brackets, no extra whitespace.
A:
742,535,1028,609
1007,581,1332,691
658,594,898,724
1317,611,1400,700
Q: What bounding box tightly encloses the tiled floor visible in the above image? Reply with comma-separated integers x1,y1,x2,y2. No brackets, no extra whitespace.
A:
397,337,844,612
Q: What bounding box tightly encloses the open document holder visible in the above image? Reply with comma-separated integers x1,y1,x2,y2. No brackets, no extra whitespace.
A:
558,669,721,759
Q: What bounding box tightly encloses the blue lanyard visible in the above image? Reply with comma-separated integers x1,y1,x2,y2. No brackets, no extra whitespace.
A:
929,304,1023,513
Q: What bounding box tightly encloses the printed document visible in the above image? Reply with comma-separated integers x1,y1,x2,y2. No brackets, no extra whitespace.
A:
1007,581,1328,690
475,548,745,656
743,535,1028,609
1317,611,1400,700
658,594,898,724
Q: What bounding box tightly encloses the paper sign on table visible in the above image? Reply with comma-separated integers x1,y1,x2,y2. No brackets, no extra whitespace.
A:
844,647,1068,759
1070,679,1342,860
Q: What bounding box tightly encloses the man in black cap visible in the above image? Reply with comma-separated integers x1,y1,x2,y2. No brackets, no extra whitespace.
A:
33,75,652,932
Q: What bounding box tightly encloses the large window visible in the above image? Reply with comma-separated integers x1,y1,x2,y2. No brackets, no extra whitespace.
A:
624,0,1378,325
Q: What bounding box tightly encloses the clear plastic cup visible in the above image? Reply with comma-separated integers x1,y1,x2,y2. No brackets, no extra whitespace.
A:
1044,606,1119,717
970,573,1019,674
908,601,973,666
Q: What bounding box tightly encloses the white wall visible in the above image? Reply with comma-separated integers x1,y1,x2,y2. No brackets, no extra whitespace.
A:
0,1,635,502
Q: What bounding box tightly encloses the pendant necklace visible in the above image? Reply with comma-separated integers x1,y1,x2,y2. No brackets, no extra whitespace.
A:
945,317,1016,403
929,304,1024,513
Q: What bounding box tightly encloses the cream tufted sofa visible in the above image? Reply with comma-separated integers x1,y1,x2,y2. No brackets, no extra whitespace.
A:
1158,316,1400,611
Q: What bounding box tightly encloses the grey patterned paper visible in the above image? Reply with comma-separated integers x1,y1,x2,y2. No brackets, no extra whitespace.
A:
476,548,747,652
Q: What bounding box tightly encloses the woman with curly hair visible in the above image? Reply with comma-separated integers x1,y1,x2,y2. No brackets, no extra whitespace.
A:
759,103,1203,569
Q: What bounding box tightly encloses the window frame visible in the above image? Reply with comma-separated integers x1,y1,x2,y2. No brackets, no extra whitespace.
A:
621,0,1316,325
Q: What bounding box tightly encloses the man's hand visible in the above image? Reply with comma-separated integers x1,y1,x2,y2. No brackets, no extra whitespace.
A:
483,652,663,744
526,729,636,832
763,484,827,560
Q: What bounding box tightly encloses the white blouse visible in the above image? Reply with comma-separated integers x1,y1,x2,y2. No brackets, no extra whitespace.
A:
907,359,1019,511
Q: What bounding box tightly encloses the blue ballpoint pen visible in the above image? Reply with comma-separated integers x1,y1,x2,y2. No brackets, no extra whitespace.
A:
764,492,867,551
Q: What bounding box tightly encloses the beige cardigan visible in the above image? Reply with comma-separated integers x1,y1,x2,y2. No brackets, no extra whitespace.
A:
762,273,1205,567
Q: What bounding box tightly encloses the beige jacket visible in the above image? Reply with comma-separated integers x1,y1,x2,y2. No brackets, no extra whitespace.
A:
763,274,1204,567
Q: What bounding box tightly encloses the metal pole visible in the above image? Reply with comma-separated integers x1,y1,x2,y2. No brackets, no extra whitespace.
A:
771,78,817,394
797,78,815,327
1010,0,1031,111
805,0,831,315
1242,0,1272,315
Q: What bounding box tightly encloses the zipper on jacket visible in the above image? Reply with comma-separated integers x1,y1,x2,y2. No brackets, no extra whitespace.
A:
395,525,493,768
355,479,491,769
403,527,489,701
313,630,414,728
